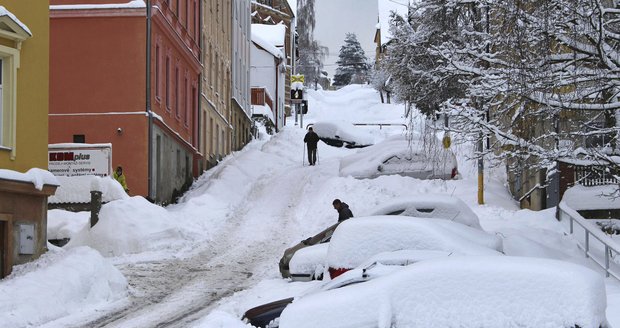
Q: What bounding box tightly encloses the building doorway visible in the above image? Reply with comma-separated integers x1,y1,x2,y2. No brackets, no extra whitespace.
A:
0,218,7,279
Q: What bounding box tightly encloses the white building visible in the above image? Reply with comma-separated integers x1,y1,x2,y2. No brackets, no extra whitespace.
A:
250,24,286,131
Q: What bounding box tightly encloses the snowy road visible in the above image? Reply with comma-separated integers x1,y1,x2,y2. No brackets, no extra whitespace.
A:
56,129,341,328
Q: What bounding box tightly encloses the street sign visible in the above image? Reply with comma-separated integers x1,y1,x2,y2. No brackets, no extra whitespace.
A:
291,89,303,103
292,74,305,83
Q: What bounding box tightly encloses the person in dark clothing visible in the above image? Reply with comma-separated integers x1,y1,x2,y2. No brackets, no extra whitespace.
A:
304,126,320,165
333,199,353,223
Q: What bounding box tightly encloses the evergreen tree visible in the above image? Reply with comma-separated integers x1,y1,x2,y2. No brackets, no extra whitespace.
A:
333,33,370,86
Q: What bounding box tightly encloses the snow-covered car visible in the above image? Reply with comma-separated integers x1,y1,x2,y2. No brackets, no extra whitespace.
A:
311,121,374,148
339,134,458,179
368,195,481,229
325,216,502,279
278,256,609,328
279,195,482,280
244,250,452,328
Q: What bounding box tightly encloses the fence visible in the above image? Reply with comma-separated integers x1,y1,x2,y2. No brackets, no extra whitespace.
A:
557,202,620,281
306,123,408,130
574,165,619,186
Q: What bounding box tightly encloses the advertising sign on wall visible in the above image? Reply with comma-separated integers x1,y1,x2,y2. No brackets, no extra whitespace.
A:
48,143,112,177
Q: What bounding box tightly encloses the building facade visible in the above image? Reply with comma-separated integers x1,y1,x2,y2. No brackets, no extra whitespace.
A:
231,0,252,151
251,0,295,116
49,0,201,204
0,1,58,279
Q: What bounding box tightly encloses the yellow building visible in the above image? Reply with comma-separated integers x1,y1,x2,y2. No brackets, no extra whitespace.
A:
0,1,55,279
0,1,49,172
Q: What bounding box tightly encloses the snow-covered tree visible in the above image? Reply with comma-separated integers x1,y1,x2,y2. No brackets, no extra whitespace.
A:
370,66,392,103
382,3,468,117
297,0,326,87
333,33,370,86
384,0,620,171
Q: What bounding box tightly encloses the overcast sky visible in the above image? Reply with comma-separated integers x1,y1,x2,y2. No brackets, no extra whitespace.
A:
313,0,378,77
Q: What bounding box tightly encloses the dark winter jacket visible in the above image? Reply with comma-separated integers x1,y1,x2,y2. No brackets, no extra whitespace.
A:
304,131,320,149
337,203,354,223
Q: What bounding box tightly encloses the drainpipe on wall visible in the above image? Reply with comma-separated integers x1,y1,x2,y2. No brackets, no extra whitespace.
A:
146,0,154,201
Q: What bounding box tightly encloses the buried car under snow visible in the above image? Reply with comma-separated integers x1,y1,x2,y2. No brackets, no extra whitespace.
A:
279,195,483,280
310,121,374,148
243,250,453,328
277,256,609,328
324,216,502,279
339,134,458,179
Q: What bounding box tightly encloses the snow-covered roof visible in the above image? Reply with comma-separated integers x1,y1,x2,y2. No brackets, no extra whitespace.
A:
50,0,145,10
252,23,286,48
377,0,409,45
0,168,59,190
0,6,32,38
251,29,285,59
562,184,620,211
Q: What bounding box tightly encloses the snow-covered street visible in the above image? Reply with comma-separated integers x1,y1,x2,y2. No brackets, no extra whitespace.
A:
1,85,619,327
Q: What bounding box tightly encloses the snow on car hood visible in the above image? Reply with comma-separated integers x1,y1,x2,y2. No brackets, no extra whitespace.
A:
326,216,502,270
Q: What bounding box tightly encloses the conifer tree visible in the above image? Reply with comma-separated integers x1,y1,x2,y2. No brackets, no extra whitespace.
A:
333,33,370,86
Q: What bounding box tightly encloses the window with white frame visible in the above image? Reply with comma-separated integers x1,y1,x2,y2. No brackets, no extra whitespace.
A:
0,58,3,146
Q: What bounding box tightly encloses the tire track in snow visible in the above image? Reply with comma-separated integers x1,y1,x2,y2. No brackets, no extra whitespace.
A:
65,153,329,328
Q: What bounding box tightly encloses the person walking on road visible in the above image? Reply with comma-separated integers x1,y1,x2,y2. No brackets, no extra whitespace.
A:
304,127,320,165
333,199,353,223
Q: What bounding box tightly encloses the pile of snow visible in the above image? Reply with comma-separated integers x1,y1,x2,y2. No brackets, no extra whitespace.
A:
252,104,275,123
279,256,608,328
326,216,502,270
49,175,129,204
0,168,58,190
48,210,89,240
67,197,187,256
0,247,127,328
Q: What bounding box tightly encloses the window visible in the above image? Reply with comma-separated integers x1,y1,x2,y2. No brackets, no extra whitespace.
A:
73,135,85,143
193,1,198,41
166,56,171,109
184,76,189,125
0,46,21,152
175,66,180,117
155,45,160,99
185,0,189,29
0,58,3,146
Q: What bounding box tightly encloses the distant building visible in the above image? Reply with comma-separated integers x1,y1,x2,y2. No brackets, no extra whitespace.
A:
0,2,58,279
251,0,295,116
251,24,286,132
49,0,202,204
374,0,408,68
231,0,253,150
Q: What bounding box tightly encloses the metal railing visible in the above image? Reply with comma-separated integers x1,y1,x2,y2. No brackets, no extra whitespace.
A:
306,123,408,130
558,202,620,281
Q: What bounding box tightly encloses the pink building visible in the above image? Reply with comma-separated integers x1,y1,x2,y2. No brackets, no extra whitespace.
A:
49,0,201,203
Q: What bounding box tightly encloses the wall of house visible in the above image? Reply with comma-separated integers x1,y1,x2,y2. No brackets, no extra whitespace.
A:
232,0,252,147
49,5,149,196
0,1,49,172
0,181,56,278
251,45,277,97
151,124,194,203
